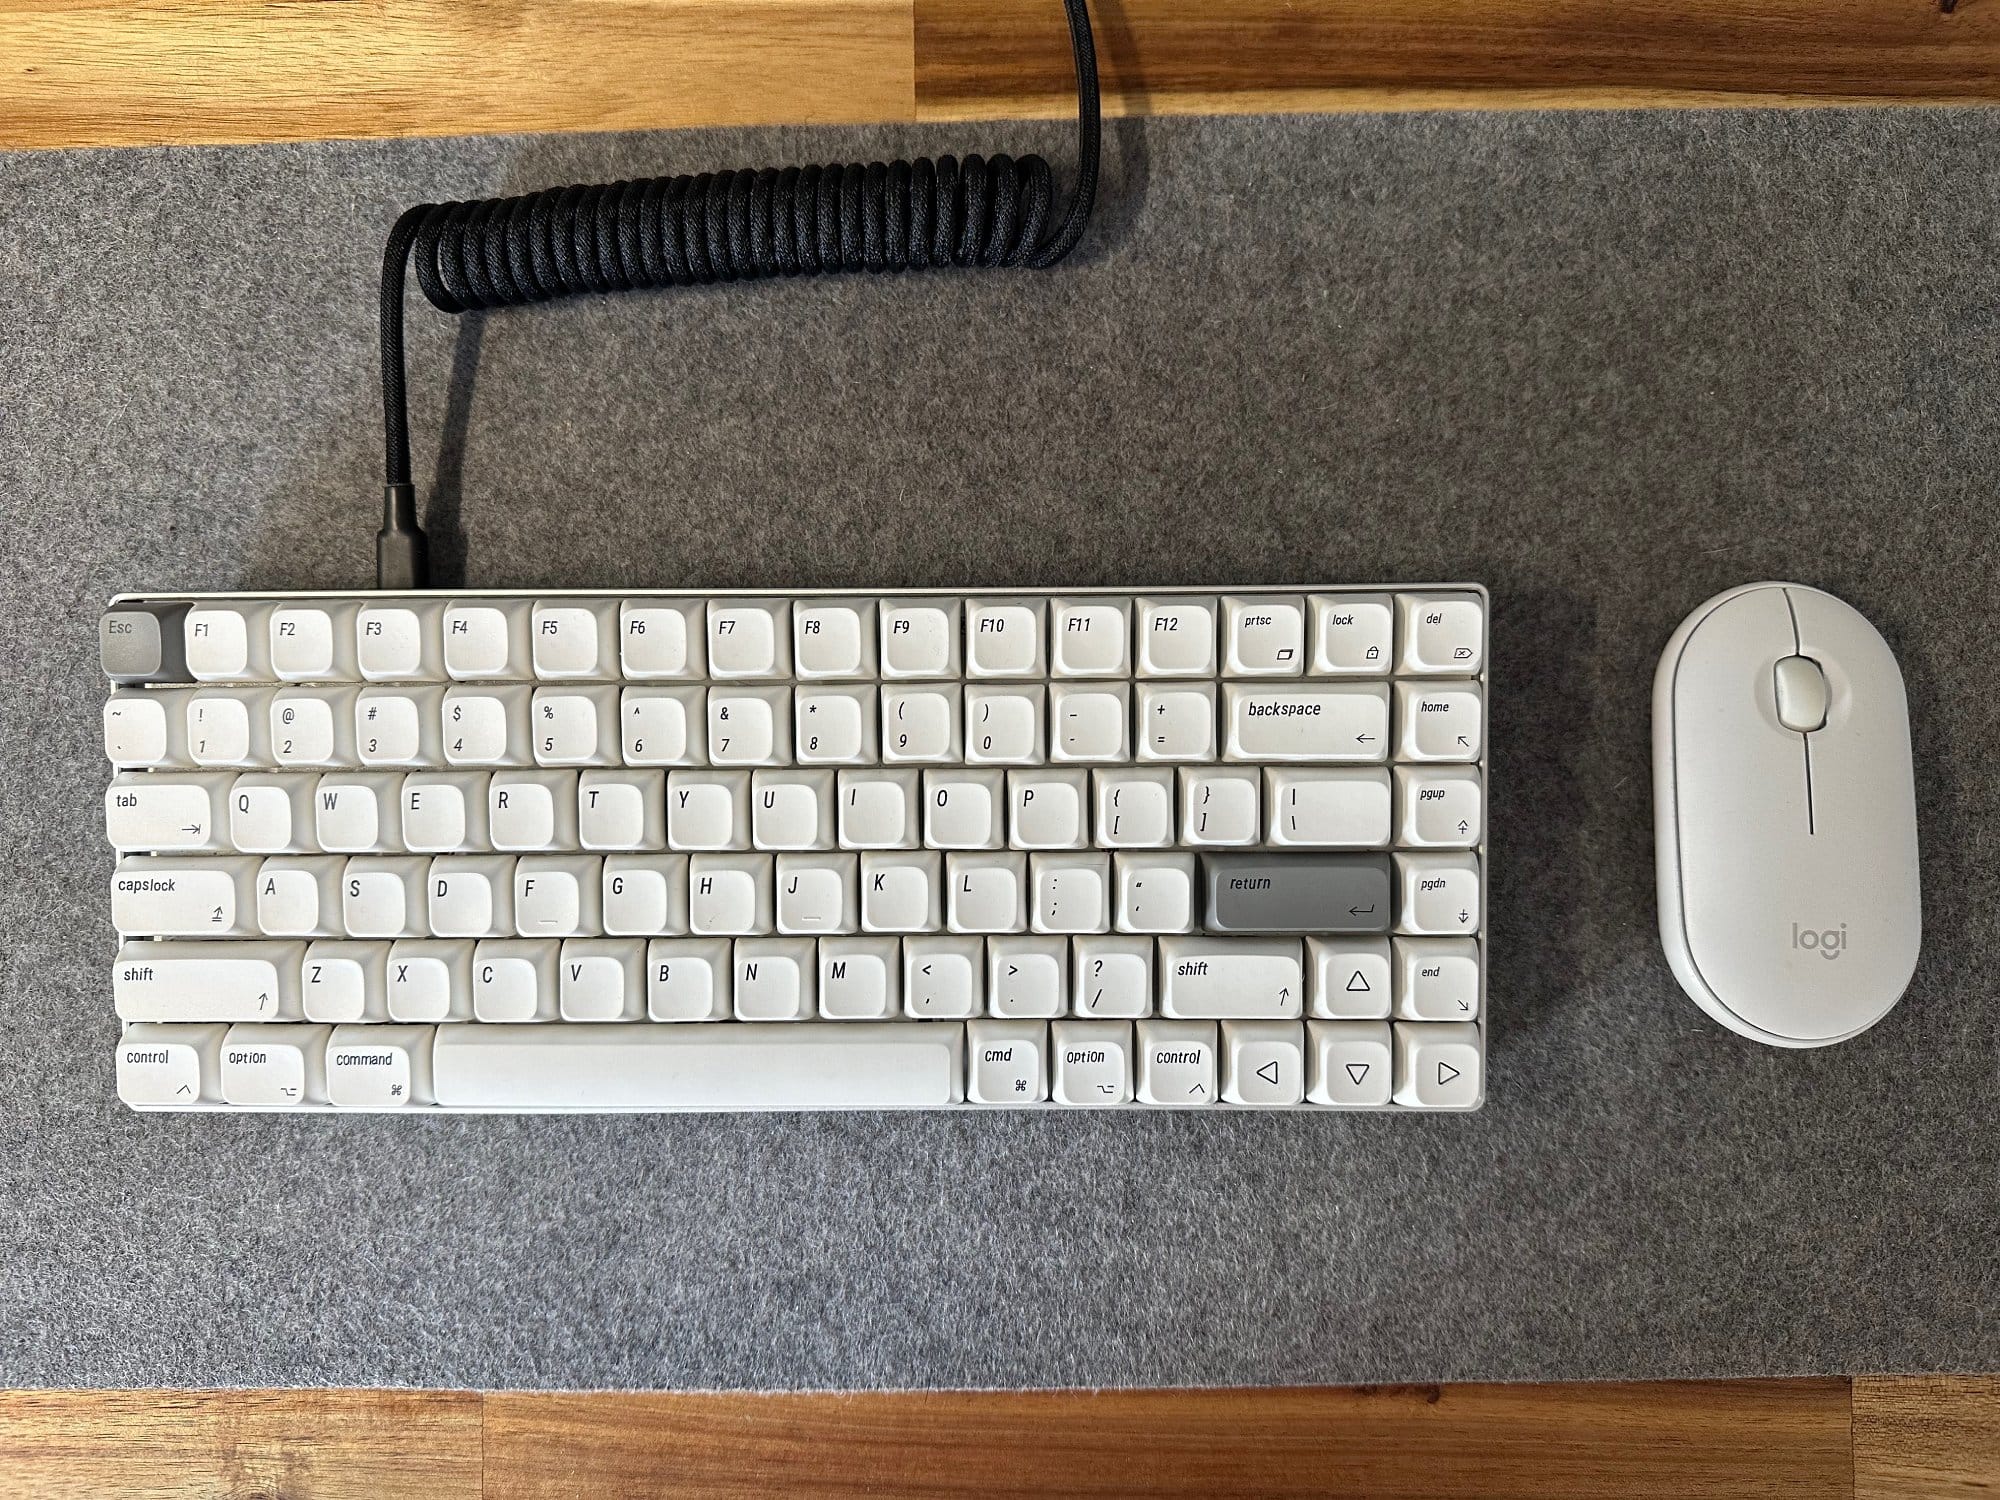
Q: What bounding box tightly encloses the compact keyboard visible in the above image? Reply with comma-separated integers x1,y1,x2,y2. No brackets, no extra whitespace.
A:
100,587,1488,1112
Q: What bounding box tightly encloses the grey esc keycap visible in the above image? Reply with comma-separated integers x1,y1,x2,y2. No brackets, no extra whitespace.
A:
100,603,191,685
1201,852,1392,934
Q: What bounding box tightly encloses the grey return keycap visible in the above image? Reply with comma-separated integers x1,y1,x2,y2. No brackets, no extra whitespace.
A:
1201,852,1393,934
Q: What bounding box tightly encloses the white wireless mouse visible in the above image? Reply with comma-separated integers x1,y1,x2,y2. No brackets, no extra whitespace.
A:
1653,582,1921,1047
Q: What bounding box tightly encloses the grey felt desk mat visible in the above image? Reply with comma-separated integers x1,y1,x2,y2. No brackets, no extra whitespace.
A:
1,108,1996,1390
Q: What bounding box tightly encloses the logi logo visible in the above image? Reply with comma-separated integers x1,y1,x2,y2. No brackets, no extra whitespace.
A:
1791,922,1848,961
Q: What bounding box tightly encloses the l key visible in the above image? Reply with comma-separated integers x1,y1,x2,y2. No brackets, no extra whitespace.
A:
1201,852,1391,934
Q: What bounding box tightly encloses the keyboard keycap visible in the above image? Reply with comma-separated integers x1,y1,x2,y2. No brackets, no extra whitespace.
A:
118,1022,226,1106
1051,1019,1133,1105
1307,1021,1393,1106
101,602,191,686
327,1024,436,1107
966,1019,1048,1103
1392,1021,1483,1109
1202,852,1392,935
112,856,259,937
106,771,231,852
220,1022,331,1106
1136,1019,1216,1104
1397,592,1485,675
1223,682,1389,763
114,940,305,1022
1221,1020,1306,1106
1309,593,1393,675
1157,936,1303,1018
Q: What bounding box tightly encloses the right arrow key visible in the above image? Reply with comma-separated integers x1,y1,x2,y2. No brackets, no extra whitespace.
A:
1392,1021,1483,1110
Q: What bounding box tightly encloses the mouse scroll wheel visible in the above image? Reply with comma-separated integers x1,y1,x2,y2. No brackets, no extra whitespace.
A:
1774,655,1829,732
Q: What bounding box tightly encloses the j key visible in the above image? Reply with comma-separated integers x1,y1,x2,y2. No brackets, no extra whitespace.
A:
1202,852,1392,934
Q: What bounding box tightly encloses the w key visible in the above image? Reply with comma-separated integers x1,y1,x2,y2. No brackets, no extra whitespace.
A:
1202,852,1391,934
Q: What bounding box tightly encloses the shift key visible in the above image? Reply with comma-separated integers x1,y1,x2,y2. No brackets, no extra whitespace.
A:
1159,937,1303,1018
1202,852,1392,934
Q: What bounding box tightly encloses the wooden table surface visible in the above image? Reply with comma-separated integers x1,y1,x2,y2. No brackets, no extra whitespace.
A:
6,1,1997,1492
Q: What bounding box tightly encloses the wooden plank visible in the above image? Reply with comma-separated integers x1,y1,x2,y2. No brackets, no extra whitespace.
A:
0,0,914,149
0,1388,483,1500
484,1380,1856,1500
1853,1375,2000,1499
916,0,2000,120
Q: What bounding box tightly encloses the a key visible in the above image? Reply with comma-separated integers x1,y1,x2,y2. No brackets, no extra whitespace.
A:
1394,680,1484,762
838,769,920,849
986,934,1067,1018
1222,595,1306,676
342,854,429,938
558,939,645,1021
255,855,344,937
272,687,358,767
531,685,621,767
355,684,445,767
1397,592,1485,675
105,771,232,852
646,937,733,1020
385,939,475,1022
111,856,258,936
1223,682,1389,762
317,772,405,852
1221,1020,1306,1106
1134,596,1217,677
1263,767,1392,848
1309,593,1393,675
795,687,876,765
104,689,187,767
735,937,817,1019
1307,935,1392,1019
623,686,707,767
904,935,983,1018
1395,764,1483,848
271,602,360,681
327,1024,437,1107
966,1019,1048,1103
1051,1019,1132,1105
219,1022,330,1105
117,1022,226,1106
187,689,271,767
881,686,961,763
101,602,192,686
490,770,581,851
1307,1021,1393,1106
1394,937,1481,1020
403,771,493,853
819,936,900,1019
709,687,791,767
1394,851,1480,935
776,853,857,935
1202,851,1392,934
428,854,517,937
1136,1019,1216,1104
1050,598,1131,677
1392,1021,1483,1108
1009,769,1089,850
114,940,305,1022
1156,936,1303,1018
1072,934,1151,1016
707,600,791,679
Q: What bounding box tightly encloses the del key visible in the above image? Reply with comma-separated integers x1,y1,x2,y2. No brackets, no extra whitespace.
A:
1202,853,1392,935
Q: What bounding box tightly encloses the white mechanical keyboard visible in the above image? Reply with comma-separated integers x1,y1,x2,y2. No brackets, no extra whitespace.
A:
99,586,1488,1112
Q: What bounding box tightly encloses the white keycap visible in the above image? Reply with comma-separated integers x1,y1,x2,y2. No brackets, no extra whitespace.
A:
187,690,267,767
707,600,790,679
1135,596,1217,677
1030,851,1110,934
428,854,517,937
966,598,1045,677
472,939,559,1022
1222,1020,1306,1106
558,938,645,1021
355,685,444,767
1051,598,1131,677
104,690,184,768
819,936,899,1019
1051,1019,1132,1105
357,602,443,681
776,853,857,935
620,600,705,679
860,851,941,933
532,599,618,679
1224,682,1389,762
667,770,750,850
964,685,1045,765
431,1021,963,1107
1092,768,1174,848
1307,1020,1393,1106
220,1022,330,1105
623,686,706,767
1396,764,1483,848
489,770,580,851
443,601,530,679
269,603,359,681
229,773,316,853
403,772,491,853
1308,936,1392,1019
688,853,772,935
341,855,428,938
880,598,961,678
385,939,474,1022
1393,1021,1483,1108
1137,1019,1216,1104
966,1019,1048,1103
1263,767,1392,848
1135,682,1217,762
316,772,404,852
327,1024,437,1107
302,939,390,1022
795,687,877,765
255,855,343,937
945,851,1027,934
1179,767,1260,846
1310,593,1393,675
1157,936,1303,1018
112,855,258,937
904,935,982,1018
1113,851,1196,934
105,771,231,853
272,687,356,767
114,940,305,1022
1072,934,1152,1016
118,1022,227,1106
735,938,816,1020
925,768,1006,850
516,854,605,936
185,605,270,682
1009,768,1089,850
603,855,690,936
1395,680,1484,762
987,935,1067,1017
1394,937,1481,1020
1222,594,1306,676
709,687,791,766
1398,592,1485,675
881,686,961,763
647,937,732,1020
532,685,621,766
794,600,876,679
1395,851,1481,936
838,768,920,849
1049,682,1130,763
579,769,667,851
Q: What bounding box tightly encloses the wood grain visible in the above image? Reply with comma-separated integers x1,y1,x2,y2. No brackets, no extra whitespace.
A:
1853,1375,2000,1498
5,0,2000,150
0,1388,482,1500
483,1381,1856,1500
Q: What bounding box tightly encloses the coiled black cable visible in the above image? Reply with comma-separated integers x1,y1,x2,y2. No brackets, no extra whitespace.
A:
377,0,1100,588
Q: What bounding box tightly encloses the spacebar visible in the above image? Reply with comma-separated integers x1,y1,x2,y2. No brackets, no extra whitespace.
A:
431,1022,965,1110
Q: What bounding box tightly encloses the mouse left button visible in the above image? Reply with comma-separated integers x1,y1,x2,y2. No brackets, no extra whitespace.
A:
101,602,191,684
